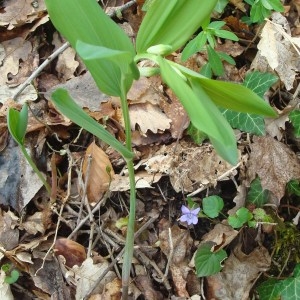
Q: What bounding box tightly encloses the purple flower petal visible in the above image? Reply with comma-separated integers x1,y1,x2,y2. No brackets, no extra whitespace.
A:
191,207,200,215
180,214,189,222
181,205,190,214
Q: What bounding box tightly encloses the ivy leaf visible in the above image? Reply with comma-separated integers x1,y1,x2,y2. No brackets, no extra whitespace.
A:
243,71,278,98
289,110,300,138
257,264,300,300
195,243,227,277
246,177,270,207
257,278,281,300
287,179,300,196
202,196,224,218
222,109,265,135
280,264,300,300
222,71,278,135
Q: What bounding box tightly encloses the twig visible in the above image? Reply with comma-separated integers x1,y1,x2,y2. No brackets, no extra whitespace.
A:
12,42,70,101
84,212,159,299
163,228,173,280
12,0,137,101
68,197,106,239
187,162,241,197
134,248,171,291
35,204,64,275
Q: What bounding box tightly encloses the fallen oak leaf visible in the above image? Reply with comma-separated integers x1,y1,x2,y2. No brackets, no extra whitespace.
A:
247,136,300,202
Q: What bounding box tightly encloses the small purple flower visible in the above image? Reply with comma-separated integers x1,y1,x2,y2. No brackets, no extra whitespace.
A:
180,205,200,225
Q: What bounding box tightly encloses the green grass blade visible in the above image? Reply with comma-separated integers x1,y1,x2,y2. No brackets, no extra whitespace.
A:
51,89,134,160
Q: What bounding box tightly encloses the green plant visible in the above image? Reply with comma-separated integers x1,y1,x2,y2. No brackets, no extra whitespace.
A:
190,183,274,276
181,19,239,77
195,243,227,277
243,0,284,24
1,264,19,284
257,264,300,300
287,179,300,196
7,104,51,195
289,110,300,138
41,0,277,297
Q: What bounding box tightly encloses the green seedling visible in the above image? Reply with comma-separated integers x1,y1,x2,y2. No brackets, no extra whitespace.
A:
181,19,238,77
243,0,284,24
42,0,278,297
7,104,51,195
1,264,19,284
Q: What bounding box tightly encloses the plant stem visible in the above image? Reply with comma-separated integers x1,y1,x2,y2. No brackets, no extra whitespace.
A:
20,145,51,195
119,76,136,299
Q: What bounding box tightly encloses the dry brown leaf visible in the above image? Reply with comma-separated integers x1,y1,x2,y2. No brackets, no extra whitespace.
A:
159,221,193,297
19,212,46,235
144,140,237,193
127,76,162,105
215,40,244,57
135,275,163,300
73,257,116,299
265,106,291,140
0,0,47,29
129,103,171,134
0,210,19,251
97,277,122,300
227,184,247,215
160,88,189,139
0,38,38,104
229,0,246,12
201,222,239,251
52,33,79,82
0,38,32,85
54,238,86,268
247,136,300,201
110,171,161,192
31,259,71,299
254,13,300,90
45,72,110,112
206,245,271,300
83,142,115,204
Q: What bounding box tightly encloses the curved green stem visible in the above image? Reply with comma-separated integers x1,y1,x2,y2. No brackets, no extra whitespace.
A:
119,76,136,299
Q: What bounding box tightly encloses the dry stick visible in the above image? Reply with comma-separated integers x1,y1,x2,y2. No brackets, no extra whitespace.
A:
68,198,106,239
134,248,171,291
12,42,70,101
187,162,241,197
12,0,137,101
35,204,65,275
84,213,159,299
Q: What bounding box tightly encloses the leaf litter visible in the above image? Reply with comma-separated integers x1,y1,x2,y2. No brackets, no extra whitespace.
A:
0,0,300,299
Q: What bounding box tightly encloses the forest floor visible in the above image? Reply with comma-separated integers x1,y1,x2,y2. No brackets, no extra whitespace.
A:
0,0,300,299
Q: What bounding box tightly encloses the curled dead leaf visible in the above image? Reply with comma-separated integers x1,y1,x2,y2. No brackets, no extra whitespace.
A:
83,142,115,204
54,238,86,268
